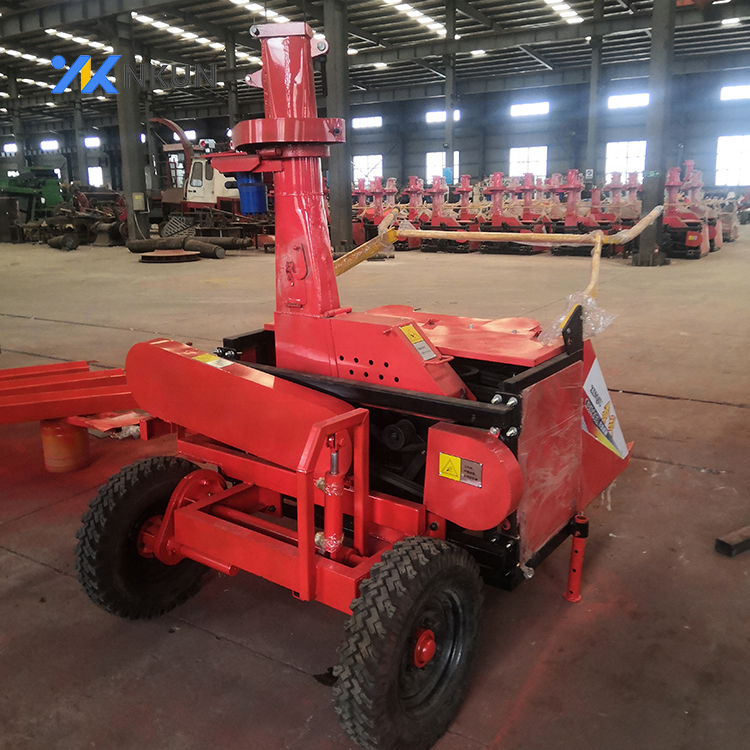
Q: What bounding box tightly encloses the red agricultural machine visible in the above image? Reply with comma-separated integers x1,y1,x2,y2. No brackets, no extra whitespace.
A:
74,24,657,750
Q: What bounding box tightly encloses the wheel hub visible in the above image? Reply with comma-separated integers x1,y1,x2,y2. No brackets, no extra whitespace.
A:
412,627,436,668
136,515,163,558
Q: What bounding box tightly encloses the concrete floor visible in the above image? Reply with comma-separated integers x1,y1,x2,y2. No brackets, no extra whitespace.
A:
1,233,749,750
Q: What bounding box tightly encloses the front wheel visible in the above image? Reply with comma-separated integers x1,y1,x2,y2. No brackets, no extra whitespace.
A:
333,537,483,750
75,456,208,620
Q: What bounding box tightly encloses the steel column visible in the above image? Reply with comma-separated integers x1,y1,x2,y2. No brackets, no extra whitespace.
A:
584,0,604,182
113,14,150,240
323,0,354,252
225,33,240,130
635,0,675,266
73,96,88,183
443,0,457,182
7,72,28,170
142,92,160,190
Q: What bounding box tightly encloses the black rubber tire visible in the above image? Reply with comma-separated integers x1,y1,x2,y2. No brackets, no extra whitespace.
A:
333,537,483,750
75,456,208,620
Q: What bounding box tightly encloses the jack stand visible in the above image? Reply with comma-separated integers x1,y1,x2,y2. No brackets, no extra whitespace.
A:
564,514,589,603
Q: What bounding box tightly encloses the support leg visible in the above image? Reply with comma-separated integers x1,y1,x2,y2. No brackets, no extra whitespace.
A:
564,514,589,603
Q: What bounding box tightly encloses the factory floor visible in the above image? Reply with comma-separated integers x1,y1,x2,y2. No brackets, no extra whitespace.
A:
1,231,749,750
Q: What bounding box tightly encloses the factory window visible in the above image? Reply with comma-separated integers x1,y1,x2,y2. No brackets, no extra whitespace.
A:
7,170,19,177
205,161,214,180
425,151,460,184
54,169,62,179
189,161,203,187
605,140,647,182
173,130,197,141
352,116,383,129
352,154,383,184
508,146,547,179
3,142,17,154
40,139,59,151
720,85,750,101
715,135,750,185
84,136,101,149
510,101,550,117
607,93,649,109
87,166,104,187
425,110,461,123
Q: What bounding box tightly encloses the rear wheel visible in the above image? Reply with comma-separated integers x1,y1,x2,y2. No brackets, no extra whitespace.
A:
333,537,483,750
75,456,207,620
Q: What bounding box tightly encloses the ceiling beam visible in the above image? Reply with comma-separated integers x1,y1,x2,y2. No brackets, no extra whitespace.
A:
353,2,750,65
284,2,393,48
518,45,554,71
455,0,504,33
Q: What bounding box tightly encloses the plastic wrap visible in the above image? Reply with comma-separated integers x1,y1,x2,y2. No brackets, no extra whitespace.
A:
539,291,617,346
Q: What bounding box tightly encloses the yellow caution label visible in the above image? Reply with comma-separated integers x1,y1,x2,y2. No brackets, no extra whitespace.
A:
193,353,221,364
439,452,461,481
400,324,424,344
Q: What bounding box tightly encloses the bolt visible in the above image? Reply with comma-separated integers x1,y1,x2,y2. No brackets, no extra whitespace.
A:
429,522,439,531
317,41,327,51
268,506,276,513
506,426,519,438
491,394,503,404
332,127,341,135
506,396,519,408
489,427,500,436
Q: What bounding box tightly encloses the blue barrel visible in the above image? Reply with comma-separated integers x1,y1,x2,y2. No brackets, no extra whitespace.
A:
236,172,268,215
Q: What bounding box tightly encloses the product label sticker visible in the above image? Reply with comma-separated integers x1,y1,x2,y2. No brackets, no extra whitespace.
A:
439,452,483,487
582,357,629,458
400,324,437,361
192,353,233,369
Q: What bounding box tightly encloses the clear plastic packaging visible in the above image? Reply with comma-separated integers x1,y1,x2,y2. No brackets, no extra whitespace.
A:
539,291,617,346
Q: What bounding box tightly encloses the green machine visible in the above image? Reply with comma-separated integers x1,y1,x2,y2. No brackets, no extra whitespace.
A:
0,168,64,224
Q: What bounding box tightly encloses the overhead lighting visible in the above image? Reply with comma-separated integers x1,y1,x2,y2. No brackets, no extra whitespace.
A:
3,143,17,154
395,4,412,11
152,21,169,29
57,31,73,39
103,46,114,53
84,136,101,148
35,81,48,87
470,49,486,56
182,32,198,39
230,0,247,3
46,102,56,107
313,33,326,40
428,22,443,30
373,62,388,68
196,37,210,44
560,10,578,18
417,16,433,24
721,17,740,25
246,2,264,9
383,0,400,4
567,16,584,23
347,47,359,55
21,53,37,61
73,36,89,44
552,3,570,9
135,15,153,23
714,0,732,3
264,8,278,17
273,15,290,23
5,50,22,57
88,41,105,48
97,95,107,100
210,42,224,49
40,139,59,151
167,26,184,34
407,10,423,17
45,29,57,35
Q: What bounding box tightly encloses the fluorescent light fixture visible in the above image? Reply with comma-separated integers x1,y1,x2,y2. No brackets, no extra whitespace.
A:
721,84,750,100
425,109,461,122
314,33,326,40
608,93,649,109
73,37,88,44
407,10,423,17
173,129,196,141
373,62,387,68
552,3,570,10
45,29,57,35
166,27,184,34
511,101,550,117
428,22,443,30
21,53,37,61
97,95,107,100
196,37,210,44
135,15,153,23
57,31,73,39
273,15,290,23
40,139,59,150
88,41,105,48
395,3,412,11
37,58,51,65
152,21,169,29
347,47,359,55
246,2,263,9
181,32,198,39
470,49,486,56
264,8,278,17
417,16,433,24
210,42,224,49
46,102,56,107
721,17,740,25
3,142,17,154
35,81,48,87
140,133,146,142
352,115,383,129
84,136,101,148
560,10,578,18
5,49,21,56
567,16,584,23
230,0,247,4
383,0,400,4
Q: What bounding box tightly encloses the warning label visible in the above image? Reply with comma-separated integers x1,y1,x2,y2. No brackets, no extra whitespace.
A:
400,324,437,361
582,357,628,459
192,353,233,369
439,452,483,488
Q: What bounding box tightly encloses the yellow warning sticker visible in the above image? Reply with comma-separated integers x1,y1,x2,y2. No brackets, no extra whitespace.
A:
400,324,423,344
192,353,232,369
439,452,461,481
